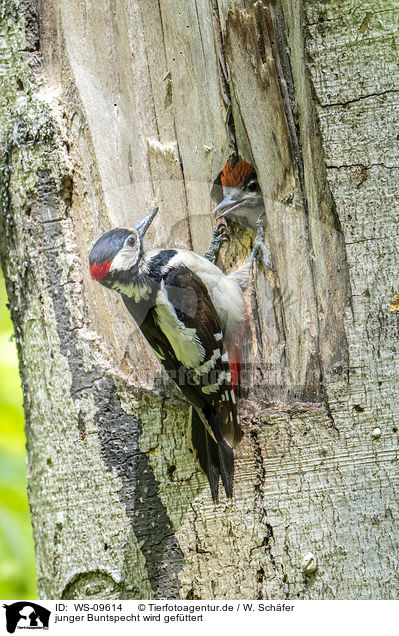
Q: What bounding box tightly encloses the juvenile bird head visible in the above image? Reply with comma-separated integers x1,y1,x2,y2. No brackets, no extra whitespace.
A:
213,157,264,230
89,207,158,290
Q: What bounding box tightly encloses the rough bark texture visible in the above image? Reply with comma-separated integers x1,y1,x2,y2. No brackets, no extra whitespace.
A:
0,0,398,599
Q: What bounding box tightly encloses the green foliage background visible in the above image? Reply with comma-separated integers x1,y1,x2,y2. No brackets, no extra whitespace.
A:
0,273,36,599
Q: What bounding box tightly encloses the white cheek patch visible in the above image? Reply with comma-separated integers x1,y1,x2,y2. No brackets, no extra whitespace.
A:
223,186,244,200
110,246,139,272
224,185,260,205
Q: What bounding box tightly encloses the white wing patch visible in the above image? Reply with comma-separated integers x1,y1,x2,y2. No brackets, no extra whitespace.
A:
166,251,245,342
201,370,231,394
194,348,221,376
154,282,205,369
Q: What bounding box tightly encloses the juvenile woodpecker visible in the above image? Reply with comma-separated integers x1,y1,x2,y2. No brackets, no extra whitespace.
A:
212,156,273,270
214,156,264,230
89,207,250,500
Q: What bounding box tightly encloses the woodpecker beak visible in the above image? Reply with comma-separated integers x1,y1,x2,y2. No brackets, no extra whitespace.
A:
134,207,159,240
213,195,244,219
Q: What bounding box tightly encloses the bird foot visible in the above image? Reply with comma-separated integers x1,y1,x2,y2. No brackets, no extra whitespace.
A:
250,214,274,271
204,223,230,263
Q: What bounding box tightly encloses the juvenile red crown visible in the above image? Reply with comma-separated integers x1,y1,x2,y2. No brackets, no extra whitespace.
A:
220,157,255,188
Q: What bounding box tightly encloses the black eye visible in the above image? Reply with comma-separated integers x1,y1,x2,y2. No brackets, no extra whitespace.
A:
126,234,137,248
247,180,258,192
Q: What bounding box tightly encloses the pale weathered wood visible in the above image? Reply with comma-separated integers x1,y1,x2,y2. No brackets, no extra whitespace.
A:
0,0,398,600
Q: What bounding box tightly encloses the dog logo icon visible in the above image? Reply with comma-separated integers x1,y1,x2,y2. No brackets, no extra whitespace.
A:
3,602,51,633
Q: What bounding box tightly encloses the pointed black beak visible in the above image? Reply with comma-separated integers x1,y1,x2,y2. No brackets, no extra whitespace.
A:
213,195,244,219
134,207,159,240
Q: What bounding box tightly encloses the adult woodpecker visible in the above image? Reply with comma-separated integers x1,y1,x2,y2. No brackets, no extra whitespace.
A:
212,156,273,270
89,207,252,500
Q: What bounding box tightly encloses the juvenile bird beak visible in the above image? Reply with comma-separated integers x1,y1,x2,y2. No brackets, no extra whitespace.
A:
134,207,159,239
213,195,243,219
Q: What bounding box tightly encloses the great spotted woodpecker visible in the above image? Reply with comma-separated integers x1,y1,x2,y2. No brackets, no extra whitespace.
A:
214,156,263,229
212,156,273,271
89,207,253,500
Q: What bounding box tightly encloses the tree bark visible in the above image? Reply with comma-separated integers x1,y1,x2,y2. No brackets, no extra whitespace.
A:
0,0,398,599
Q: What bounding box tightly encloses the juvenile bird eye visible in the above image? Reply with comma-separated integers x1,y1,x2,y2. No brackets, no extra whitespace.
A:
247,180,258,192
126,234,136,248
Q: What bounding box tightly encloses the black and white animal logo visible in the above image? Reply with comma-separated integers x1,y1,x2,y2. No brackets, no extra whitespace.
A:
3,602,50,633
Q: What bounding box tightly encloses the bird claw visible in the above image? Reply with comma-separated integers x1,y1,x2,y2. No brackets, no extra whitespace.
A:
214,223,231,244
256,212,266,232
250,214,275,271
251,241,275,271
205,223,231,263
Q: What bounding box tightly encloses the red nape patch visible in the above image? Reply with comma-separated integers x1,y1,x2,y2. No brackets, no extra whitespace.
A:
90,260,112,281
220,157,254,188
228,345,241,392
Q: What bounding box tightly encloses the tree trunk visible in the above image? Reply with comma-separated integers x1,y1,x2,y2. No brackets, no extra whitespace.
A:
0,0,397,599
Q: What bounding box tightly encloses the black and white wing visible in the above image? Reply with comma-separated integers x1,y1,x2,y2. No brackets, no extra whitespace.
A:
123,262,242,499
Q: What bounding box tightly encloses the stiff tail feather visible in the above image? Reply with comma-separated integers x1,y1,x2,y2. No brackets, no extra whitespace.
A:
191,408,234,500
216,436,234,498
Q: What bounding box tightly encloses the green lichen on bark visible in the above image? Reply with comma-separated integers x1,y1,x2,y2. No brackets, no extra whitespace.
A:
1,0,398,600
0,1,186,600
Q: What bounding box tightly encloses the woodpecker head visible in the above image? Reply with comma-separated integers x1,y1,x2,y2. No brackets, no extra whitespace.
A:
89,207,158,291
213,156,264,230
